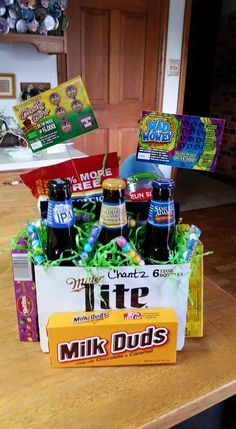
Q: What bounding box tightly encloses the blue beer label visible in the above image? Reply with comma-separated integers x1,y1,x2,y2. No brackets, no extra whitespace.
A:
47,199,75,228
148,200,175,228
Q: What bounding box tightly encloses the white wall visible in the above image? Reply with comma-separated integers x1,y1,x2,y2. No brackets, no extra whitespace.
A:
0,1,186,121
0,1,186,177
160,0,185,177
0,42,57,127
163,0,185,113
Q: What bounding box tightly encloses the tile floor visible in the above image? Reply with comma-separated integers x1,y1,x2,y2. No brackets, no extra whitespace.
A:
182,203,236,297
175,169,236,211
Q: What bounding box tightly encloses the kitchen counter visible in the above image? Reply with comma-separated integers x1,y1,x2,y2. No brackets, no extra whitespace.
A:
0,143,86,172
0,183,236,429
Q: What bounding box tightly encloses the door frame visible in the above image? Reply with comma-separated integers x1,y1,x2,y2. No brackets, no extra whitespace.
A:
171,0,192,180
177,0,193,114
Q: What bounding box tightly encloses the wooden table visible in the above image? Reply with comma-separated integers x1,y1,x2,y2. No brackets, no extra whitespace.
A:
0,183,236,429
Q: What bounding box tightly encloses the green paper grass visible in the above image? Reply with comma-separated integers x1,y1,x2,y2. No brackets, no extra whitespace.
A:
9,209,212,271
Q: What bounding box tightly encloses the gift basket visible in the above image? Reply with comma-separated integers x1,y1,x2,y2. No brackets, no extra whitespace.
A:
12,154,204,358
9,75,225,367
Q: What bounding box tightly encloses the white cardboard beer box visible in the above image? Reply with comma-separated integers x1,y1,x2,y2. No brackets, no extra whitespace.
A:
35,263,190,352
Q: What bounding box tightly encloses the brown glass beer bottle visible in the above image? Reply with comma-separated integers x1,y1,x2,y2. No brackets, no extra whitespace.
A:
99,178,128,244
144,178,176,263
46,178,76,264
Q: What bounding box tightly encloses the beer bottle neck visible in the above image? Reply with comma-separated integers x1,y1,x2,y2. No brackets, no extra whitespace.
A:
48,179,72,201
103,188,125,203
48,189,71,201
152,187,173,201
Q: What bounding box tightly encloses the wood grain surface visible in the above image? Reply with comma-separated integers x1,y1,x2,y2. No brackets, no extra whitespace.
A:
67,0,169,162
0,34,65,54
0,182,236,429
182,203,236,298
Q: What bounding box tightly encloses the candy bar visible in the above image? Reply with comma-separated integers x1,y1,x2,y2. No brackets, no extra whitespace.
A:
11,238,39,342
47,308,178,367
183,225,201,262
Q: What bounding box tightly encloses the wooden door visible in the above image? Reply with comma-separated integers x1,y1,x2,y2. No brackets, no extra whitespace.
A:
66,0,169,162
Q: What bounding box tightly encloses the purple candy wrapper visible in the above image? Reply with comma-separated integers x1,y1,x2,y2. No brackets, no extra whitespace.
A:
11,239,39,342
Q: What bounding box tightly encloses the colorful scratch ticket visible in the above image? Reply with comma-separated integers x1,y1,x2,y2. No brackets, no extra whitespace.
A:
136,111,225,171
13,76,98,153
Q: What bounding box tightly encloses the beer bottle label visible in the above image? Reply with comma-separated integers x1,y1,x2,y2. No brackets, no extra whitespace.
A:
47,200,75,228
148,200,175,228
99,201,127,229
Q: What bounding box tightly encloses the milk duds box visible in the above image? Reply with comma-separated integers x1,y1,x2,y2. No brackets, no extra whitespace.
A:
47,308,178,367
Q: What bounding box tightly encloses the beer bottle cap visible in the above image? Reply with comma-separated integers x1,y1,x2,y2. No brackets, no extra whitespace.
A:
35,7,47,22
16,19,28,33
48,178,71,192
3,0,14,5
40,0,50,7
0,17,9,34
0,6,6,16
7,16,17,29
43,14,56,31
152,178,175,189
102,178,126,191
21,8,35,21
8,4,21,19
27,18,39,32
28,0,37,9
37,24,48,35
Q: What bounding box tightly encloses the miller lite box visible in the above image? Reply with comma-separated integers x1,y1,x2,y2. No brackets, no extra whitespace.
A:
35,263,190,352
47,308,178,367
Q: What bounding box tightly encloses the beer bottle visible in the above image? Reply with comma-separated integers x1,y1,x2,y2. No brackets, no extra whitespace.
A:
99,178,128,244
46,178,76,263
144,178,175,263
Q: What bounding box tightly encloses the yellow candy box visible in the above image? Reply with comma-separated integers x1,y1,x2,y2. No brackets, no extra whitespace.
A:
47,308,178,367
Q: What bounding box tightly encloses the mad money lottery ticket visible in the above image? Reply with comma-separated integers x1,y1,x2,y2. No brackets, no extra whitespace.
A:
13,76,98,153
136,111,225,171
